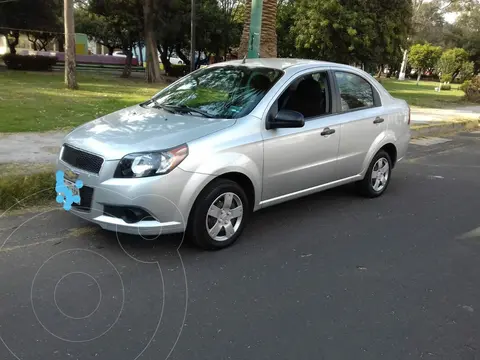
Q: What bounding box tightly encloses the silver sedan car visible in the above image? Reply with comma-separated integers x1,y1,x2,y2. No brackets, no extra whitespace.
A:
56,58,410,250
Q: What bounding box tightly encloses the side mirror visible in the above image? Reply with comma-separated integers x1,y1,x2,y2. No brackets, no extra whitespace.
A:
267,110,305,130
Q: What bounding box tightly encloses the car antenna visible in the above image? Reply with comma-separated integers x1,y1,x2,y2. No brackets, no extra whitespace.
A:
241,55,247,64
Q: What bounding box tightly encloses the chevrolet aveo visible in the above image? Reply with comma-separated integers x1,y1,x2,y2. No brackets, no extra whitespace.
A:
56,59,411,250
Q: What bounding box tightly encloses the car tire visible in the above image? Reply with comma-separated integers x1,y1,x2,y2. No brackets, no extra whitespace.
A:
357,150,392,198
187,179,250,250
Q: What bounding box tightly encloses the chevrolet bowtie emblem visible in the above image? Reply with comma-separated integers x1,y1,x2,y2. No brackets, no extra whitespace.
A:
64,168,79,182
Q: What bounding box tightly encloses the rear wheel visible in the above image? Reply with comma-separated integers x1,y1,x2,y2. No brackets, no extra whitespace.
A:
357,150,392,198
187,179,249,250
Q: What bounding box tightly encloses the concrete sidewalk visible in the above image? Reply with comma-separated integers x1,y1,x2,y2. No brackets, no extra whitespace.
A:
0,106,478,165
411,105,480,124
0,131,65,164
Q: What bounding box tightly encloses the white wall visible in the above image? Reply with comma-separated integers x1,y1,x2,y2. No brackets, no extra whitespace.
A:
0,35,7,55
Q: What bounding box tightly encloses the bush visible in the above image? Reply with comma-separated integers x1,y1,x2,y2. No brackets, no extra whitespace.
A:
440,74,453,83
440,84,451,91
461,76,480,103
458,61,475,83
460,80,472,93
166,64,189,78
2,54,57,71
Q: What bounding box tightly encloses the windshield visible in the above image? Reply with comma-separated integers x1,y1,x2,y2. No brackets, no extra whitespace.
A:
146,65,284,119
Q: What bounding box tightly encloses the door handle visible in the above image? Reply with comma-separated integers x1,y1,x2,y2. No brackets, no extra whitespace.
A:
321,127,335,136
373,117,385,124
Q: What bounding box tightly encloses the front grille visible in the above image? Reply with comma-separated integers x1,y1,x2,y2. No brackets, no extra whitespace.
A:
72,186,94,212
61,144,104,174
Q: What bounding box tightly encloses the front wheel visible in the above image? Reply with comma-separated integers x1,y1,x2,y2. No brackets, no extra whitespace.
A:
187,179,249,250
357,150,392,198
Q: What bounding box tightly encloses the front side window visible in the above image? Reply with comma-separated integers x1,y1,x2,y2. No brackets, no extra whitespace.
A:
334,72,374,111
277,71,331,119
147,65,284,119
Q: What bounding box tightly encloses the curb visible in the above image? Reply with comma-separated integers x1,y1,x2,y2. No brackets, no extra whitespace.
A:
411,119,479,138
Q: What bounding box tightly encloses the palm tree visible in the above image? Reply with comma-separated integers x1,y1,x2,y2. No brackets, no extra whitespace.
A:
238,0,277,58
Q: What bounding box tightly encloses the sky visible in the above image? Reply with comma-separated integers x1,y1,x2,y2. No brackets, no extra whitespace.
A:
444,12,459,23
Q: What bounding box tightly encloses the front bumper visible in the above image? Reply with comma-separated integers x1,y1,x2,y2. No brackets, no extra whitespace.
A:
56,158,213,236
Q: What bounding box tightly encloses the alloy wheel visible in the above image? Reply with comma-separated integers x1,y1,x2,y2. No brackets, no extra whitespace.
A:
205,192,244,241
371,157,390,192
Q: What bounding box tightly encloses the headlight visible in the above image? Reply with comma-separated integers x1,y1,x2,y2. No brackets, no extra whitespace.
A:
114,144,188,178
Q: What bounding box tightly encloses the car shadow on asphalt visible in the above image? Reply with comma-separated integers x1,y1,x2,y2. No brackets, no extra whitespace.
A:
95,183,364,258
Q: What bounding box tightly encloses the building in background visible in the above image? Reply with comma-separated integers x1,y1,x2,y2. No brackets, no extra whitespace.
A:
1,33,93,56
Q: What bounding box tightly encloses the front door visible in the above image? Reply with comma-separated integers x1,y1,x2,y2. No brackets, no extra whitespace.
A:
261,71,341,202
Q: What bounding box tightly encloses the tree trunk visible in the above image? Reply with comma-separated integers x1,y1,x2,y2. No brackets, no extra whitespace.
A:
158,45,172,75
452,70,460,82
64,0,78,90
376,64,384,78
143,0,161,83
398,49,408,81
260,0,277,58
416,70,422,85
121,47,133,78
195,50,201,69
238,0,277,59
138,44,144,67
27,34,37,50
238,0,252,58
57,36,65,52
7,31,19,54
175,44,190,66
108,46,114,55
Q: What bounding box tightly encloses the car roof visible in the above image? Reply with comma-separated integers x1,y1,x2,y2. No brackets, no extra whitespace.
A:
209,58,354,71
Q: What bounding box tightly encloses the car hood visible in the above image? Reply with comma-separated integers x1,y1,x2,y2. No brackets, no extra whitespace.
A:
64,105,236,160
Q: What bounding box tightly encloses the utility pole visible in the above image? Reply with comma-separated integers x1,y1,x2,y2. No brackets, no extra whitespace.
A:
190,0,196,72
247,0,263,59
64,0,78,89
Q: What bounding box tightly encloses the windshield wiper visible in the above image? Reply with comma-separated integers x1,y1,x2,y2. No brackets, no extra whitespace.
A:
152,102,177,114
155,103,216,118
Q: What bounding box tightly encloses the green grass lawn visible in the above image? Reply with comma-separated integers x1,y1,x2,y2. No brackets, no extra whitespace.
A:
380,78,469,108
0,71,163,132
0,71,472,133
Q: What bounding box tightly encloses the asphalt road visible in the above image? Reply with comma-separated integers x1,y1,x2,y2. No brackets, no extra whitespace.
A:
1,132,480,360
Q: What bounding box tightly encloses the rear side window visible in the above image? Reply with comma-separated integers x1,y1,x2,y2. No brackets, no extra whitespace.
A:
334,72,375,112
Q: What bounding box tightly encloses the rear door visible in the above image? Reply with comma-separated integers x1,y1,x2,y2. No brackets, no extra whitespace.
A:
331,70,387,179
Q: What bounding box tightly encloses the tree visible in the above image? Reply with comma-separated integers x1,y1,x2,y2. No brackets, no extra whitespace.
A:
25,0,63,51
144,0,161,82
409,43,443,84
75,9,122,55
64,0,78,89
276,0,297,58
444,2,480,72
366,0,412,75
436,47,470,82
0,0,62,54
237,0,277,58
81,0,143,77
411,0,446,45
398,0,468,80
291,0,411,68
